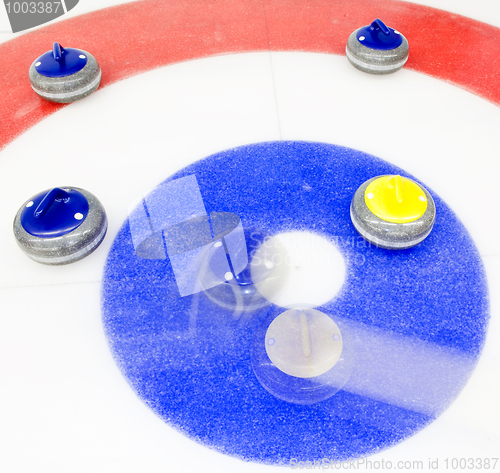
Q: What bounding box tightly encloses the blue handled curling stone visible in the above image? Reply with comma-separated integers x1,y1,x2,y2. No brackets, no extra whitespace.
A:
350,175,435,249
202,227,291,313
346,19,409,74
13,187,107,265
29,42,101,103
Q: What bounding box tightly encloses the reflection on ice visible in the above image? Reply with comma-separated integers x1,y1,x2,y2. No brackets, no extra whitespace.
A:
338,317,476,416
252,310,476,413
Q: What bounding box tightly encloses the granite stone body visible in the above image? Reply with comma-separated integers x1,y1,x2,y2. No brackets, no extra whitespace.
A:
13,187,107,265
29,50,101,103
346,29,409,74
350,176,435,249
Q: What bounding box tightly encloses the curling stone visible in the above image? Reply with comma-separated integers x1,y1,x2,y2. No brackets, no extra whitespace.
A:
251,307,354,405
350,175,435,249
346,19,409,74
29,42,101,103
264,307,343,379
13,187,107,265
202,229,291,312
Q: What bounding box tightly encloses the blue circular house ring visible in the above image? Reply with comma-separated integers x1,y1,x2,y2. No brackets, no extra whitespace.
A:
102,141,489,465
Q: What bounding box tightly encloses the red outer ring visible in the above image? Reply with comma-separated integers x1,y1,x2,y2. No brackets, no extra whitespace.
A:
1,0,499,151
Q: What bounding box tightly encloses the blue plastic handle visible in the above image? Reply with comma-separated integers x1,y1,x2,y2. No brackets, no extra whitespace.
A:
356,19,403,50
370,19,391,36
34,187,70,219
52,42,64,62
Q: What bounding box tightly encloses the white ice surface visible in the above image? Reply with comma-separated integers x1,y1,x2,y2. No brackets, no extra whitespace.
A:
0,0,500,470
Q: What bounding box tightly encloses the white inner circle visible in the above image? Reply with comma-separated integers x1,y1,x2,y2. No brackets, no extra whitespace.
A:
251,231,346,308
359,36,365,41
25,201,34,207
419,195,426,202
74,213,84,220
224,271,233,281
79,55,86,59
35,62,41,67
366,192,374,199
